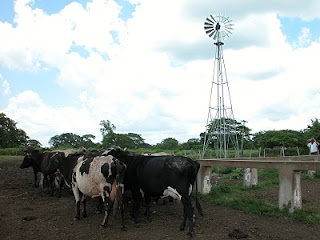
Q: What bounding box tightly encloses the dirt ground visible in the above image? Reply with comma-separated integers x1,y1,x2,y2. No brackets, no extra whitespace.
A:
1,158,320,240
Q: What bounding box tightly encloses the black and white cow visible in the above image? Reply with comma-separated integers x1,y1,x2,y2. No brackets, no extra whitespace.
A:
45,152,86,197
105,148,203,237
72,154,127,229
20,148,65,196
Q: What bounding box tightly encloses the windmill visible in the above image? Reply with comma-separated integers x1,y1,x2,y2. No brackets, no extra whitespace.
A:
202,14,239,158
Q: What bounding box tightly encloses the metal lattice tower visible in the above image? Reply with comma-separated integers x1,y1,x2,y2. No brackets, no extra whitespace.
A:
202,14,239,158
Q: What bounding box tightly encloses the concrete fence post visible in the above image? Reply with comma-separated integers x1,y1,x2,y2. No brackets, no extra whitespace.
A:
243,168,258,187
197,166,212,194
292,170,302,212
278,167,302,212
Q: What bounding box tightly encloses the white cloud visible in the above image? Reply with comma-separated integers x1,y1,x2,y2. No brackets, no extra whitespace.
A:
4,90,102,146
296,27,312,48
1,0,320,146
0,74,11,95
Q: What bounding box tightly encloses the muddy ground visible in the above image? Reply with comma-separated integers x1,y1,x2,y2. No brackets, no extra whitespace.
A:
1,158,320,240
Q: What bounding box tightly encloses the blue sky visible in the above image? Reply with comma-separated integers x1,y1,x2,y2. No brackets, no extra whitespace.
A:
1,0,320,147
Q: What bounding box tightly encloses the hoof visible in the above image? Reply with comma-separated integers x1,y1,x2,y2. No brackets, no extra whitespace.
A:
187,232,193,238
179,225,185,231
100,224,107,228
82,213,88,218
73,216,80,221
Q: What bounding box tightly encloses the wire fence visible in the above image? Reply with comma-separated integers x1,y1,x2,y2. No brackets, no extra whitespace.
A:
182,147,310,159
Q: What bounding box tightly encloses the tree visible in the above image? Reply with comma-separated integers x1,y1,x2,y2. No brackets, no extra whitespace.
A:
100,120,116,148
304,118,320,141
157,138,179,150
0,112,29,147
113,134,136,149
127,133,147,148
28,139,42,148
49,133,82,148
253,130,304,149
200,118,249,149
81,134,96,148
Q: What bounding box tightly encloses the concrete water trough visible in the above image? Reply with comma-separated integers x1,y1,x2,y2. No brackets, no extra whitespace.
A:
196,155,320,212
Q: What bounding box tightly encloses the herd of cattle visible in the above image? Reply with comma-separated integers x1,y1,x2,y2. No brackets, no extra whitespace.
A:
19,147,203,237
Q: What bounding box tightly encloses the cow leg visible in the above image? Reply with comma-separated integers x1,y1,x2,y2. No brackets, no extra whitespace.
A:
39,173,45,188
119,198,127,231
49,174,55,196
82,195,88,218
181,196,194,237
101,198,113,227
96,197,104,213
32,168,38,187
132,191,142,223
72,182,81,220
180,204,188,231
144,195,152,222
57,174,63,198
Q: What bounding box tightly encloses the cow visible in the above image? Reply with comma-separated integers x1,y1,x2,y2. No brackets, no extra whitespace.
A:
45,151,87,198
104,147,203,237
20,148,65,196
71,154,127,230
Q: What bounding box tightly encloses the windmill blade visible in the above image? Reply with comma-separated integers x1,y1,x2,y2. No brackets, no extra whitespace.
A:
212,31,218,39
209,15,216,23
204,24,214,30
204,14,233,40
205,17,214,24
208,30,215,38
205,28,215,36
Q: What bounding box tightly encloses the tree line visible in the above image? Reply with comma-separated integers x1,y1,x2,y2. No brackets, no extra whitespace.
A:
0,112,319,152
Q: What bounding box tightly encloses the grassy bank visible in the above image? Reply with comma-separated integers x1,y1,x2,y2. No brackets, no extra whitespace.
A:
200,168,320,225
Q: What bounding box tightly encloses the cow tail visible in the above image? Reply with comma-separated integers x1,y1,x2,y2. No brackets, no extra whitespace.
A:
195,162,204,217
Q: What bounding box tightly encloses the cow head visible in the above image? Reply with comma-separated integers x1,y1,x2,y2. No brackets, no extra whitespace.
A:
20,149,40,169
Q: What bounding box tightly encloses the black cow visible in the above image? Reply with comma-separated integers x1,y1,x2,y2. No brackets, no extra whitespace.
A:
20,149,65,196
45,152,84,191
71,154,127,229
105,148,203,237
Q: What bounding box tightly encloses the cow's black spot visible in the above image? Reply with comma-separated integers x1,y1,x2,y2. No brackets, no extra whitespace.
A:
103,186,110,193
79,160,90,175
101,163,111,181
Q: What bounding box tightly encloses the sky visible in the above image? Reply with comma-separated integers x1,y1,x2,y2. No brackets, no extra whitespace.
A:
1,0,320,147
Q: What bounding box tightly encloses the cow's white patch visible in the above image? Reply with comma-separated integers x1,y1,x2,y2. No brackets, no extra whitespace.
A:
73,155,114,200
162,186,181,200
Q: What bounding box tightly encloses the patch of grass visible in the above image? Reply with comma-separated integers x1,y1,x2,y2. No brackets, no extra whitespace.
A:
200,172,320,225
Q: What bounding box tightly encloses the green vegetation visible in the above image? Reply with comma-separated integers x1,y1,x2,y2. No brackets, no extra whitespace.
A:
201,168,320,225
1,112,320,156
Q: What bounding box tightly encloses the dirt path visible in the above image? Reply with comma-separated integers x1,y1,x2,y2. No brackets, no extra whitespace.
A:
1,159,320,239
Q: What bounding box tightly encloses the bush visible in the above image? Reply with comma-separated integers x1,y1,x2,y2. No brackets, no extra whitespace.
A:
0,147,25,156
